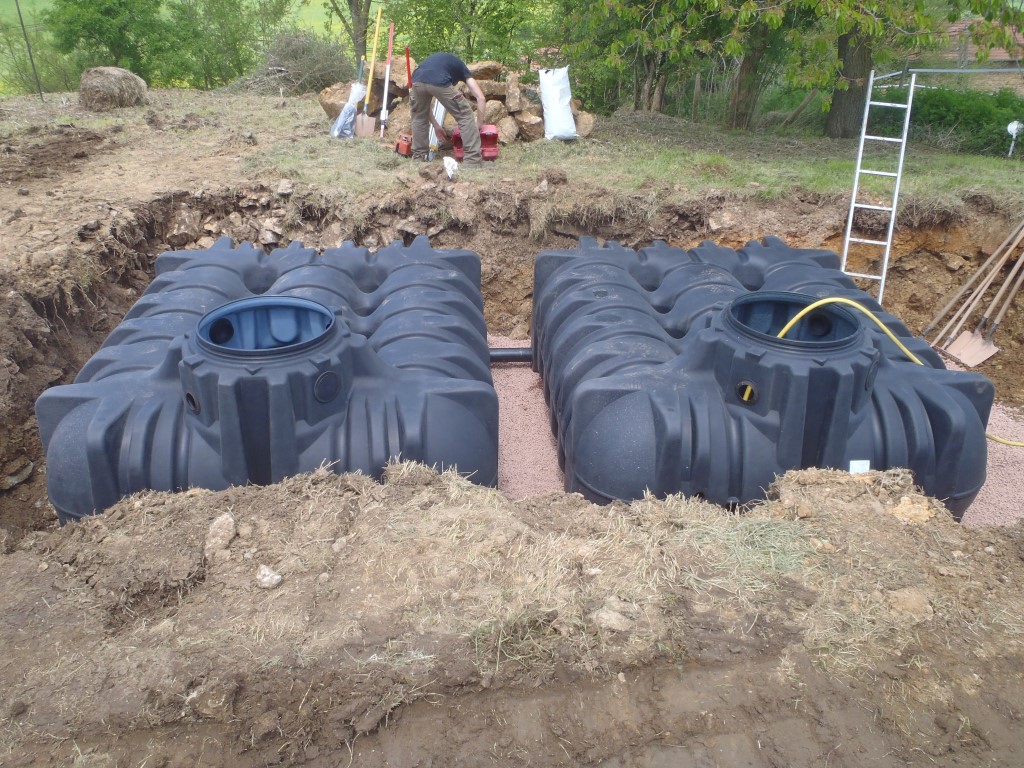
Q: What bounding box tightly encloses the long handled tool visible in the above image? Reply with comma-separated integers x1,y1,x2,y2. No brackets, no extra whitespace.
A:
938,236,1019,347
924,215,1024,366
395,47,414,156
928,219,1024,346
379,23,395,138
355,7,383,138
947,244,1024,365
922,218,1024,340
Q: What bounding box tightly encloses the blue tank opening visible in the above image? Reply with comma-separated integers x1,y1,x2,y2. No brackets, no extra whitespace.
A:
197,296,335,355
728,292,860,346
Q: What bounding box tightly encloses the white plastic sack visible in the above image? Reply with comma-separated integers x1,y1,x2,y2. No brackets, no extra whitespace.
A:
330,81,367,139
539,67,578,141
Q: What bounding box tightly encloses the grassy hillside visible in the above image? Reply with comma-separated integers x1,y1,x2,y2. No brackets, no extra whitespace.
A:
0,0,49,25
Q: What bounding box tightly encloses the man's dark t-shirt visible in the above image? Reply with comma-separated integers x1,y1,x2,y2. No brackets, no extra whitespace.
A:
412,53,472,87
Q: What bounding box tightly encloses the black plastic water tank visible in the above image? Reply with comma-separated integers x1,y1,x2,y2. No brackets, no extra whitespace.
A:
36,236,498,522
532,236,993,518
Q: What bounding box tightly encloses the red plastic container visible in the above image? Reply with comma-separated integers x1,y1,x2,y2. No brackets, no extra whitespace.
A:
480,124,499,160
452,127,464,160
452,124,500,162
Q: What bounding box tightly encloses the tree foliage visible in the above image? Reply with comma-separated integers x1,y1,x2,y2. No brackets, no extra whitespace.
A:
321,0,373,64
562,0,1024,132
322,0,550,69
388,0,549,62
38,0,299,88
163,0,295,88
42,0,168,81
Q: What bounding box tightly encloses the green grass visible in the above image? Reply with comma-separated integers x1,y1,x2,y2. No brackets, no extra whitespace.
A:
291,1,333,30
8,85,1023,219
0,0,49,25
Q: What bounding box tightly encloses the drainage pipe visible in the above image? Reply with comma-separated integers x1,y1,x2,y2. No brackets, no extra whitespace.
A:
489,346,533,364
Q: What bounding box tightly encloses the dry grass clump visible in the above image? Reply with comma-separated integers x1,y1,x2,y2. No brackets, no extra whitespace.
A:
79,67,147,111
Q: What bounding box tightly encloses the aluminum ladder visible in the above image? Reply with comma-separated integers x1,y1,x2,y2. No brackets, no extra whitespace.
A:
840,70,916,305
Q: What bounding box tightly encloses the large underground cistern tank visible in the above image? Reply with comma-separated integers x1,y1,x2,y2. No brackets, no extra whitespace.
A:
532,236,994,519
36,236,498,522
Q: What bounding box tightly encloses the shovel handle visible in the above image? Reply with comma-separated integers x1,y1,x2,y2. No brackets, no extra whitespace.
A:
364,7,383,112
936,221,1024,346
926,217,1024,338
406,47,412,89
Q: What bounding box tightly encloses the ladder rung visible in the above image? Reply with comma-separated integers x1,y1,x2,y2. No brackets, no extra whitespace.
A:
860,170,899,177
853,203,894,212
864,135,903,143
846,272,884,281
869,100,909,108
849,237,888,246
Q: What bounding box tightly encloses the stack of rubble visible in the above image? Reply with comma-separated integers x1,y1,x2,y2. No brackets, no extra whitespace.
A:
318,59,595,145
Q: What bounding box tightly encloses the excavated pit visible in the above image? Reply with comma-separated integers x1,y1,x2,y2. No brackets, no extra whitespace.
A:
3,187,1024,545
2,108,1024,762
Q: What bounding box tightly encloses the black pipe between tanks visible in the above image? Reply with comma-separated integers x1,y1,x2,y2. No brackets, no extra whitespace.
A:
489,346,533,364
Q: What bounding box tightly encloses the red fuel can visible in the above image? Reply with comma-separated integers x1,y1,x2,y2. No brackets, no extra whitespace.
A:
451,125,500,162
395,133,413,157
452,127,465,160
480,124,499,161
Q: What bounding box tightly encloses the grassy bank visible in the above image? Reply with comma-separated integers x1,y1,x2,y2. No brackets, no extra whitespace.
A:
4,87,1023,217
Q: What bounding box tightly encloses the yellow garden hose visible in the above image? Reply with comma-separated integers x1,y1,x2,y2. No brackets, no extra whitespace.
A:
775,297,1024,448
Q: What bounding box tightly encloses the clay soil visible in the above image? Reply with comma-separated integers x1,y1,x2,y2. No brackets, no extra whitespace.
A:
1,90,1024,767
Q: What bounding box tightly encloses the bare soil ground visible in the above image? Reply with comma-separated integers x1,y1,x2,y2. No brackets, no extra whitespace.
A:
1,90,1024,767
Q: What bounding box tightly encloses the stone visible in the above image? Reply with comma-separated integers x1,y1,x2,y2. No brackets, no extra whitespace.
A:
318,82,350,120
167,204,201,247
505,74,524,113
468,60,504,80
592,606,632,632
0,459,33,491
496,116,519,144
890,495,935,524
478,80,507,99
516,112,545,142
204,513,236,562
575,111,596,138
256,564,283,590
484,99,508,124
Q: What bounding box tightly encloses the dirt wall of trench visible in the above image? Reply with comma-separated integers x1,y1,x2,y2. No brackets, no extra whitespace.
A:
1,177,1021,547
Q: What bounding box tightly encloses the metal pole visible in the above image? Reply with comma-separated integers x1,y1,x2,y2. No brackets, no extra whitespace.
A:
14,0,44,101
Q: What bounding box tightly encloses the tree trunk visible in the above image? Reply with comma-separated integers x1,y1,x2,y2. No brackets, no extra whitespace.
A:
727,26,770,130
825,32,872,139
652,73,667,113
691,72,701,122
783,89,819,126
639,56,655,111
326,0,372,66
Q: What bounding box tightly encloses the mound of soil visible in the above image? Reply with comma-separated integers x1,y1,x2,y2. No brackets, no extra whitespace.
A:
2,466,1023,766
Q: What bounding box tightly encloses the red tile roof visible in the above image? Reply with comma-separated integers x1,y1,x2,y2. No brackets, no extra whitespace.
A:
946,19,1024,63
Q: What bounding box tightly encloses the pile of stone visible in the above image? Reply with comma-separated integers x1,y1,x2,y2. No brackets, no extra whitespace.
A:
318,59,595,144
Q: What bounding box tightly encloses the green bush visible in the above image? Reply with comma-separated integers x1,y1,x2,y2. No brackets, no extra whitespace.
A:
876,86,1024,156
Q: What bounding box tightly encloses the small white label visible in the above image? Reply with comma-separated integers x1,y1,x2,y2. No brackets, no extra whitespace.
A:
849,460,871,475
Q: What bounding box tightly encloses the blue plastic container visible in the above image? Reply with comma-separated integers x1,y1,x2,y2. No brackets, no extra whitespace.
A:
37,236,498,521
